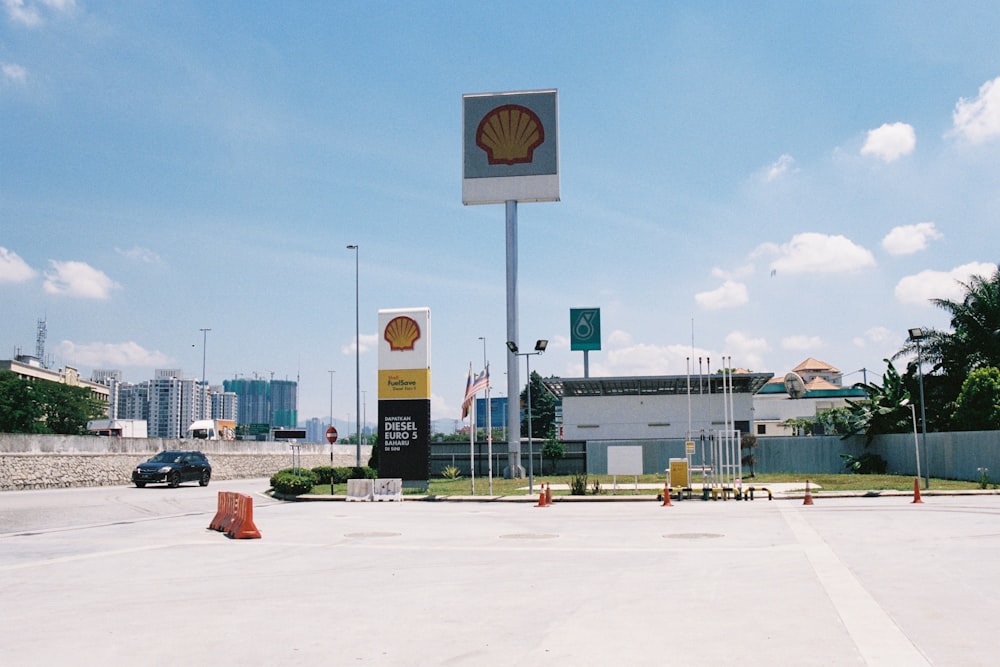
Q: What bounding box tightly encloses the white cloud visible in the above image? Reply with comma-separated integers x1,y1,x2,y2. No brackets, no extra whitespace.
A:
781,335,823,351
860,122,915,162
341,332,378,355
579,329,710,377
606,329,633,347
1,62,27,83
765,154,796,181
723,331,769,370
882,222,942,256
695,280,749,310
2,0,74,26
115,245,163,264
950,76,1000,144
755,232,876,275
54,340,172,367
865,326,894,344
894,261,998,305
0,247,37,283
42,260,119,299
710,263,755,281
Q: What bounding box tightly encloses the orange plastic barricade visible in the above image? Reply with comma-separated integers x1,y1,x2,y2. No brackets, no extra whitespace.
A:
219,492,240,534
227,493,261,539
209,491,228,531
208,492,260,539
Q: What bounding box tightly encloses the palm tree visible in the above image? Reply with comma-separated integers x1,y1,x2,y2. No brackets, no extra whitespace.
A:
894,264,1000,430
897,267,1000,373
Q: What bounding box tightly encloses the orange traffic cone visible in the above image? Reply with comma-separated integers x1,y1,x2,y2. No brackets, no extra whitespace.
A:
911,477,923,504
803,480,814,506
534,487,546,507
545,483,553,507
661,483,673,507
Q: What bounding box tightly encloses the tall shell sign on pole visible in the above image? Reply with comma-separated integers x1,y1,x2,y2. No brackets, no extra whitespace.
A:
462,90,559,205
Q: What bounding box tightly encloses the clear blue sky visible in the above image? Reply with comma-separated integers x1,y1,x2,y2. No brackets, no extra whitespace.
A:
3,1,999,430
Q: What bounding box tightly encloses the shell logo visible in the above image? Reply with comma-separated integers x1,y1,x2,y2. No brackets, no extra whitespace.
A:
475,104,544,166
384,316,421,351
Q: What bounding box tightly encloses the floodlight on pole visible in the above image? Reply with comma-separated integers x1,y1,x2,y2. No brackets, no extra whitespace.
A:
507,338,547,495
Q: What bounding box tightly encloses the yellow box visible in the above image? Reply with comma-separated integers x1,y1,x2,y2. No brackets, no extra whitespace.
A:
669,459,689,488
378,368,431,400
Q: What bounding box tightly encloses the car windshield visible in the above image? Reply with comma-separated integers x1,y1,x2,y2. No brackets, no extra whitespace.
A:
149,452,183,464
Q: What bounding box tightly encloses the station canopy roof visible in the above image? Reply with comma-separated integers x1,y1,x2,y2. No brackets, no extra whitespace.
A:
542,373,774,399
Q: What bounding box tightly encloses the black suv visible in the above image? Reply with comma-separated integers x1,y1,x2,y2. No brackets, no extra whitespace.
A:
132,451,212,488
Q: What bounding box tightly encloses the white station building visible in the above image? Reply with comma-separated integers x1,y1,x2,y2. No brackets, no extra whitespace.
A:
543,373,774,441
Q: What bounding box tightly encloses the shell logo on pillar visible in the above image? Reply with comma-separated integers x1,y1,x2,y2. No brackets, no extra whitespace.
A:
476,104,544,166
384,316,420,351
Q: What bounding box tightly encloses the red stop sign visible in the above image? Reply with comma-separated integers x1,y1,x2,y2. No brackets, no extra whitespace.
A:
325,426,338,444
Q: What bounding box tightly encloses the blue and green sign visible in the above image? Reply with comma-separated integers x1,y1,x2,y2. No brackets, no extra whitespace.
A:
570,308,601,351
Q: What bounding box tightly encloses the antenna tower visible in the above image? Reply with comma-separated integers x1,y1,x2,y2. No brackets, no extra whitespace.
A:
35,318,47,368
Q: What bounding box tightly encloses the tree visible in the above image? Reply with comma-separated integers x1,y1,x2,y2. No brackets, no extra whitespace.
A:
845,360,911,444
894,265,1000,430
0,371,105,435
816,406,853,435
0,372,44,433
541,438,565,475
781,417,814,436
952,367,1000,431
929,267,1000,374
520,371,558,441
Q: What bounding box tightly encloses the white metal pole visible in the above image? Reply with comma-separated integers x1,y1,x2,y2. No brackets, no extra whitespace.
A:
505,200,521,478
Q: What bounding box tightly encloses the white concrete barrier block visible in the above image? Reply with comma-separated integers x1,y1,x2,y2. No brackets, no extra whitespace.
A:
373,478,403,501
346,478,374,501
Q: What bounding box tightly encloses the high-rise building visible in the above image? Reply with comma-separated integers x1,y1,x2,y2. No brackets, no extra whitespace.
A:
148,370,210,438
211,387,239,421
223,377,297,429
270,380,297,428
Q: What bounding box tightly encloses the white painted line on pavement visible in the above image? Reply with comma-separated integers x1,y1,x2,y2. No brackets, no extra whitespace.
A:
779,504,931,665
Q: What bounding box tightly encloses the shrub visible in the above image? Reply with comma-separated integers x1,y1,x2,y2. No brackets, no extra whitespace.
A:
311,466,334,485
570,473,588,495
350,466,377,479
331,467,353,484
270,467,311,488
272,469,317,496
441,465,462,480
840,452,888,474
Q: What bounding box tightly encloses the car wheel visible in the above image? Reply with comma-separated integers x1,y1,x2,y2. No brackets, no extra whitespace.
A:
134,481,146,488
199,470,211,487
168,471,181,488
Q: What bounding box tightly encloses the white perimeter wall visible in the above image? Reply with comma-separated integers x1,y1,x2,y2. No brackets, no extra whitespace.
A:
562,393,754,440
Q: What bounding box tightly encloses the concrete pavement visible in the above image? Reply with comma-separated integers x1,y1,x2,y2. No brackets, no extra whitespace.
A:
1,490,998,665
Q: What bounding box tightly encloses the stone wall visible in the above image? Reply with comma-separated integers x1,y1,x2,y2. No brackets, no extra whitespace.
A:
0,434,373,491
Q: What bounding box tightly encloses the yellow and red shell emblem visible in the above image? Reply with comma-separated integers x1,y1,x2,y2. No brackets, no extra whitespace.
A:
476,104,544,166
384,316,421,351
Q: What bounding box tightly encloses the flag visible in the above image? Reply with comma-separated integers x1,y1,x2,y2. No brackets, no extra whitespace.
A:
461,364,473,419
461,364,490,420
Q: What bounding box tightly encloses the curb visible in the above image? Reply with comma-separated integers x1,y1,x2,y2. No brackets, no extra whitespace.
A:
272,488,1000,502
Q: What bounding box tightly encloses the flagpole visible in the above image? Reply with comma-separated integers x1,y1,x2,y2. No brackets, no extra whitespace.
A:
469,394,475,495
486,363,492,496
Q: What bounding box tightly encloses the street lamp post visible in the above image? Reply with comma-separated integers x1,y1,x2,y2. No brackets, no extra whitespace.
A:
506,339,547,495
347,244,361,467
199,328,211,385
903,399,921,482
909,327,929,489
